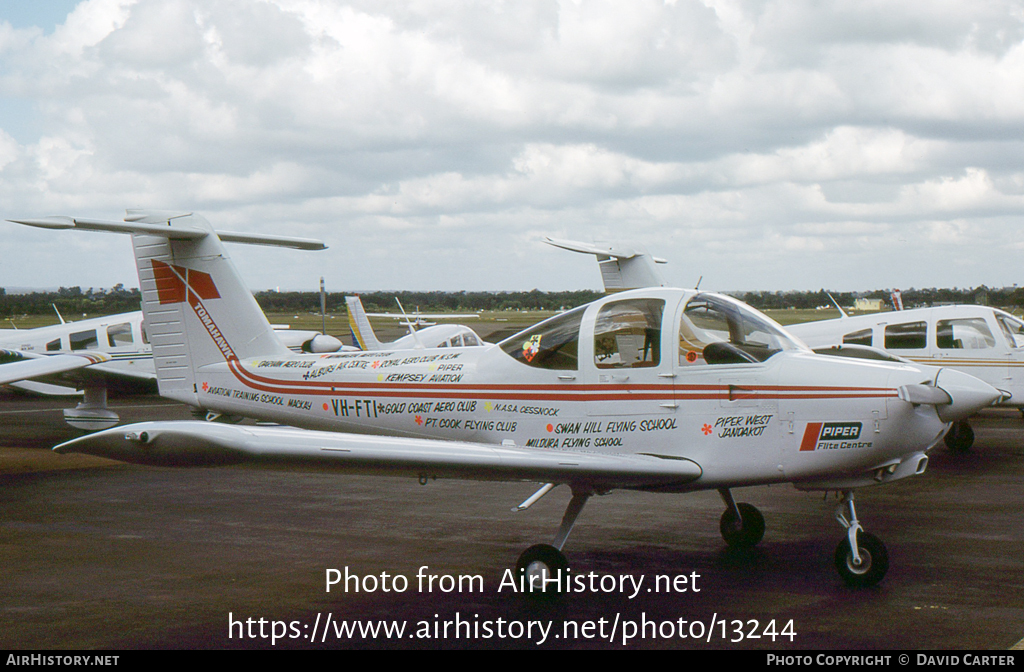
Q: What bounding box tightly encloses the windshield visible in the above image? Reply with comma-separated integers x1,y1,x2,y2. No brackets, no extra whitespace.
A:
679,293,804,365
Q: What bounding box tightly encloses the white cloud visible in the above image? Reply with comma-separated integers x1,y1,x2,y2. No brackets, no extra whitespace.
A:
1,0,1023,293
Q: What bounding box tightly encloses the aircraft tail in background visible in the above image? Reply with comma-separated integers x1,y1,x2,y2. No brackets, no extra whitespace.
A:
346,295,384,350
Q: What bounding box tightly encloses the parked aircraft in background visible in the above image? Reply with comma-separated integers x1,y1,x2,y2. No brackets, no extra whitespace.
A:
361,303,480,328
787,306,1022,450
13,211,1001,588
346,295,485,351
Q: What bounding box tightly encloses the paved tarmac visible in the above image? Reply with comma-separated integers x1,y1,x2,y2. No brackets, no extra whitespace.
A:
1,392,1021,650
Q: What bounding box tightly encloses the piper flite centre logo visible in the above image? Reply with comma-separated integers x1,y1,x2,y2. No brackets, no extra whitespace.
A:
800,421,871,451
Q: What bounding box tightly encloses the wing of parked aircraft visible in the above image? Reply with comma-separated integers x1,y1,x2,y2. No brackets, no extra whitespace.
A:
0,349,111,386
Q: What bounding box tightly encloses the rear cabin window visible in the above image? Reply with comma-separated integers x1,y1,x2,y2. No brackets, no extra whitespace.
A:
46,338,62,352
593,299,664,369
107,322,134,347
70,329,98,351
884,322,926,350
842,329,873,346
936,318,995,350
499,305,586,370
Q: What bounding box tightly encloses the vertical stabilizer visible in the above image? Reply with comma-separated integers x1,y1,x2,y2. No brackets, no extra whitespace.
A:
346,296,384,350
130,213,292,405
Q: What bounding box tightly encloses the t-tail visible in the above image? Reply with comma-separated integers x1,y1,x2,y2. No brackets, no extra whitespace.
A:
10,210,326,407
345,295,384,350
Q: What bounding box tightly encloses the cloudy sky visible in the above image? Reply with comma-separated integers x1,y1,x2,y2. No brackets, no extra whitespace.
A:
2,0,1023,293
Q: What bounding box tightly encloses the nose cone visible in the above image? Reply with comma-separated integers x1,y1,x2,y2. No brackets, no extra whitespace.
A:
934,368,1002,422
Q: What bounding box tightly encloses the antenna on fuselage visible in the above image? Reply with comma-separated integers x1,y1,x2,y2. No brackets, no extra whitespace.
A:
320,277,327,335
52,304,66,325
827,293,849,319
695,275,702,290
395,298,424,348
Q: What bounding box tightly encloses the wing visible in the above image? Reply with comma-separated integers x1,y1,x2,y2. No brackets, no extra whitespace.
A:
0,349,111,386
54,421,703,491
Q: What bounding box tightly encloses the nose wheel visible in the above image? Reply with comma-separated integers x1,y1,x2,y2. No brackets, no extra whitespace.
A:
943,420,975,452
833,491,888,587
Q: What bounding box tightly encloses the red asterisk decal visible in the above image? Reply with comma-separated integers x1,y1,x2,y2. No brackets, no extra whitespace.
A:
322,403,329,411
201,382,209,391
702,424,713,435
415,415,423,425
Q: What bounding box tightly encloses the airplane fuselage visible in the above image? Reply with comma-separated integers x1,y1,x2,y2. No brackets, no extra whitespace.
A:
186,289,949,492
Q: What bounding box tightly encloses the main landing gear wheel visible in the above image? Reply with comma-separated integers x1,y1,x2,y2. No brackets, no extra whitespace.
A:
943,420,975,452
719,502,766,548
834,532,888,587
515,544,568,598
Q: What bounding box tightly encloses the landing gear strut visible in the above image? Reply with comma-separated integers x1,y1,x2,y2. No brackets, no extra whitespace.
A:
833,490,888,587
943,420,975,452
718,488,765,548
514,489,590,598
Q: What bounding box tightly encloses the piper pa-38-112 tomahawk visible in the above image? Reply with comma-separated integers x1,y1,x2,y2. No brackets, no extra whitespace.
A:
787,305,1024,451
11,211,1001,589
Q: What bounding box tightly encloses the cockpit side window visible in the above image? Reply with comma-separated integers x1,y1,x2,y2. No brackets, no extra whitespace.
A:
679,293,799,365
996,313,1024,348
936,318,995,350
499,305,586,370
594,298,664,369
107,322,134,347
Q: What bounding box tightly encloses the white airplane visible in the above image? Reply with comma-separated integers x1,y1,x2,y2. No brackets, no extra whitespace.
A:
12,211,1000,589
346,295,485,350
787,305,1023,450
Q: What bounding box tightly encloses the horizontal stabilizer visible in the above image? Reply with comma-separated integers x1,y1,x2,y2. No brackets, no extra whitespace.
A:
10,215,325,250
544,236,667,292
54,421,703,490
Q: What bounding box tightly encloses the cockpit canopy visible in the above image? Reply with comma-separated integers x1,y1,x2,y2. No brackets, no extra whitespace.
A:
499,292,804,371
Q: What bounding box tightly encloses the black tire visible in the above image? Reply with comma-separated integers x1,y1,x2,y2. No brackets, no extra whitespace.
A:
943,421,974,452
834,531,888,587
515,544,568,598
719,502,766,548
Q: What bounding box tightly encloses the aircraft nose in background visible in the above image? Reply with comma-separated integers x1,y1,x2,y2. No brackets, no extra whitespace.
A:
934,368,1003,422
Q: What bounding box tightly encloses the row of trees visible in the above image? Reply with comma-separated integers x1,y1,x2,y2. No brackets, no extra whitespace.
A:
2,284,1020,318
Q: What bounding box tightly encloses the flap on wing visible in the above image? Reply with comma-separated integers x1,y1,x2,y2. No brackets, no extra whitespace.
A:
0,349,111,386
54,421,702,490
